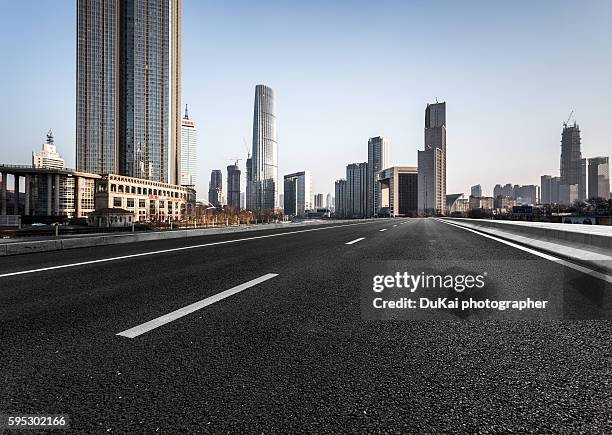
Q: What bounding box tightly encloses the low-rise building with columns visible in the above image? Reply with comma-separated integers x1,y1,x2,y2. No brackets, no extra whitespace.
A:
0,166,196,222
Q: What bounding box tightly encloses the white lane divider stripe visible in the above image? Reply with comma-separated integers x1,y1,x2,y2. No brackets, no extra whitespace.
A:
437,219,612,284
345,237,365,245
117,273,279,338
379,229,388,232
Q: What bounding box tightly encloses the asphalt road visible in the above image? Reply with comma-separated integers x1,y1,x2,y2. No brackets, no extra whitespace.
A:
0,218,610,433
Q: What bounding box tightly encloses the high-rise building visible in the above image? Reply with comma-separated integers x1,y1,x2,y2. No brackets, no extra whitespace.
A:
226,163,241,210
418,102,446,215
283,171,311,217
245,154,253,209
76,0,181,183
32,130,65,170
588,157,610,200
326,193,333,210
208,169,223,207
367,136,389,217
335,179,348,218
180,105,197,186
314,193,324,209
169,0,182,185
541,175,552,204
250,85,278,210
470,184,482,198
346,163,368,218
378,166,418,217
559,121,584,201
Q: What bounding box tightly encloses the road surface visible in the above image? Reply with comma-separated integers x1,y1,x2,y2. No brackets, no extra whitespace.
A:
0,218,610,433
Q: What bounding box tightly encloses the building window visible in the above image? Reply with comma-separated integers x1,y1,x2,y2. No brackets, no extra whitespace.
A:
127,198,135,208
139,199,146,208
111,184,117,192
113,197,122,207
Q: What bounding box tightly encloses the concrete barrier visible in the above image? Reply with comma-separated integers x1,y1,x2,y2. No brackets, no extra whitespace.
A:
0,220,371,257
440,217,612,273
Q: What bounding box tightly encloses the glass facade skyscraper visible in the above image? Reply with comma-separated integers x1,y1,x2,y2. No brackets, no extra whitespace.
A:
76,0,119,176
418,101,447,215
249,85,278,210
76,0,181,184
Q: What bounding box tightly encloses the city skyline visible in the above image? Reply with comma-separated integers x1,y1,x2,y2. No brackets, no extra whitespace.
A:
1,1,611,198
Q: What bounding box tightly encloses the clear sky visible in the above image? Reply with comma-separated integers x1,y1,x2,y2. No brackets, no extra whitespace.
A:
1,0,610,198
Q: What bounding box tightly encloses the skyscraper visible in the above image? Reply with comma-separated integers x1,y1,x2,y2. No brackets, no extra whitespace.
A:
418,102,447,215
335,179,348,218
588,157,610,200
208,169,223,207
227,163,241,210
180,105,197,186
367,136,389,217
250,85,278,210
76,0,182,183
560,121,584,202
76,0,120,176
169,0,182,185
346,163,368,218
283,171,311,217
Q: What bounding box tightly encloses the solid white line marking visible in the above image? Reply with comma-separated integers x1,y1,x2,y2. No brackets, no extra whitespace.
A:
393,225,398,227
437,219,612,284
379,229,388,232
0,221,377,279
117,273,278,338
346,237,365,245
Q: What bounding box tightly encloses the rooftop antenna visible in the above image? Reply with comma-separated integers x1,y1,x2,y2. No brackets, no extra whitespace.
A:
46,129,54,144
184,104,189,120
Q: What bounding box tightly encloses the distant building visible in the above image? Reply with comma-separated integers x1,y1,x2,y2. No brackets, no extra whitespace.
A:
470,184,482,198
367,136,389,216
33,130,65,170
469,196,494,211
180,105,198,186
226,163,241,210
559,183,579,205
208,170,223,207
314,193,324,209
514,185,539,205
588,157,610,200
418,102,446,216
334,179,348,218
494,196,516,213
560,121,586,201
249,85,278,210
540,175,552,204
283,171,312,217
346,163,368,218
326,193,333,210
550,176,561,204
378,166,418,217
